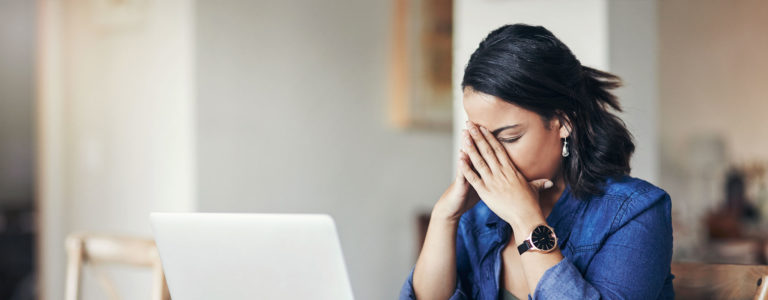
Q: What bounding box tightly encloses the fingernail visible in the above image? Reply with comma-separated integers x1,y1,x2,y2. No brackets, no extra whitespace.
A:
470,127,478,135
480,126,489,134
465,137,472,145
544,181,553,189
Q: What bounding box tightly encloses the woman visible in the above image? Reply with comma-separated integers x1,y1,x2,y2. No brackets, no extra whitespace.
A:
399,24,674,300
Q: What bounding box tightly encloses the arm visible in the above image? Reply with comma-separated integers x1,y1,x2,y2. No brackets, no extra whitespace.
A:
509,214,566,297
411,207,463,300
458,121,566,297
400,204,471,300
401,149,479,300
524,191,673,299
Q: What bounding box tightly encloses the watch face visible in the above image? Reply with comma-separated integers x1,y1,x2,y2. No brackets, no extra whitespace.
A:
531,225,556,251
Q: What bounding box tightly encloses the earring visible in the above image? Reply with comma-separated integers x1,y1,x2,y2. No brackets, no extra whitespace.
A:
562,138,570,157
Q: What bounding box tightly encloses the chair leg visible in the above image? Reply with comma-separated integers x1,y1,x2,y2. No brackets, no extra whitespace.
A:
162,272,171,300
65,237,84,300
152,264,171,300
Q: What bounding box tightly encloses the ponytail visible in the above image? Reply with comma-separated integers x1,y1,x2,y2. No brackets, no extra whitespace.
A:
564,66,634,198
581,66,623,112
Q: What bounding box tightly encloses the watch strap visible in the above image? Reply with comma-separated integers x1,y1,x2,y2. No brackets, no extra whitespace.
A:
517,239,533,255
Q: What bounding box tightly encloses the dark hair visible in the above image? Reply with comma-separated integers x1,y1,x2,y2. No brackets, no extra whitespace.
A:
461,23,634,199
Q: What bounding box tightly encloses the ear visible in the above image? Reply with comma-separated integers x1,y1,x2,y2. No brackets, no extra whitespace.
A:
554,112,572,139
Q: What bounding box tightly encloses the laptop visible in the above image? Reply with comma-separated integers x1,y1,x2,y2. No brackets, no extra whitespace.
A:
150,213,355,300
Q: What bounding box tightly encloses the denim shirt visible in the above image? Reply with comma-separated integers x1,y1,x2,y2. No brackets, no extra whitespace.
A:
399,175,675,299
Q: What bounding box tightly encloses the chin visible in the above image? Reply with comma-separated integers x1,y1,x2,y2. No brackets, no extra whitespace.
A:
520,168,554,182
518,169,540,181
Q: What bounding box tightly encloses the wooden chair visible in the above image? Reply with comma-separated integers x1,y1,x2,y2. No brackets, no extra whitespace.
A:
65,233,171,300
672,261,768,299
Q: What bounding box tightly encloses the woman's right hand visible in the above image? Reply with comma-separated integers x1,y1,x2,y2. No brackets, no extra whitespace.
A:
432,150,481,223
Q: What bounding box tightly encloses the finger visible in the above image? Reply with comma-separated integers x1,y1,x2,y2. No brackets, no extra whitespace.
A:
462,130,493,179
455,150,468,184
478,125,515,170
458,154,485,190
459,147,478,177
529,179,554,191
467,122,502,174
478,126,524,179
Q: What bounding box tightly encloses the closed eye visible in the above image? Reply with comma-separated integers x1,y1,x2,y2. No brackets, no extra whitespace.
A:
498,136,521,143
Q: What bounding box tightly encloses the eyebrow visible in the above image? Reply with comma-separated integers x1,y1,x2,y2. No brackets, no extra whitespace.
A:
491,124,520,136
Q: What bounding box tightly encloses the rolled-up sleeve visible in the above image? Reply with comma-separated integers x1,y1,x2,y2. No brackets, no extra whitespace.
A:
532,191,674,300
532,256,600,299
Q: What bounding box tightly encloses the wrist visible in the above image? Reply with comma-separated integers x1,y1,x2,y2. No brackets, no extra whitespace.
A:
510,214,547,245
431,201,462,225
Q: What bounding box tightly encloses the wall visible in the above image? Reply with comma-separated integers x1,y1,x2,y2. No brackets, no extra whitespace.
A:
37,0,196,298
608,0,658,184
0,0,35,208
660,0,768,163
194,1,452,299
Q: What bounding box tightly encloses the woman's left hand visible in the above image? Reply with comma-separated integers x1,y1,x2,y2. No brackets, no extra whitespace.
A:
459,121,553,232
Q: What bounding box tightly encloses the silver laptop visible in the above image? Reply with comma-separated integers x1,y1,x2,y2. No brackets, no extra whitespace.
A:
150,213,355,300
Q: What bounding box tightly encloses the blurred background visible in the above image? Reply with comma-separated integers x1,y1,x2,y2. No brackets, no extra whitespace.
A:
1,0,767,299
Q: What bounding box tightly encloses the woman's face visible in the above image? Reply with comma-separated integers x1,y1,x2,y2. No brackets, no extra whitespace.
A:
462,88,569,182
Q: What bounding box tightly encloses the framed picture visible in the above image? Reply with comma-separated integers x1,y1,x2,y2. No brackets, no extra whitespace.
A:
389,0,453,131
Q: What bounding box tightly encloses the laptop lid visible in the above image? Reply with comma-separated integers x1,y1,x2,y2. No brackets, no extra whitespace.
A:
150,213,354,300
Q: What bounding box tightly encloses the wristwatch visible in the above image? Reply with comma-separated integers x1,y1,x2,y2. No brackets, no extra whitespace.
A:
517,224,558,255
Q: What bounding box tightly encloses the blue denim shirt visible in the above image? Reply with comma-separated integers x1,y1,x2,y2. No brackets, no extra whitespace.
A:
400,175,674,299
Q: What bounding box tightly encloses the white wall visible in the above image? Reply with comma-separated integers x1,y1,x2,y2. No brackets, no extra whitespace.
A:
453,0,659,184
195,1,452,299
608,0,658,183
0,0,35,208
37,0,196,298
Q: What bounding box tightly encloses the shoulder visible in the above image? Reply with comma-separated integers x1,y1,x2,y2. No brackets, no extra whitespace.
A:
602,174,668,201
585,175,672,232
